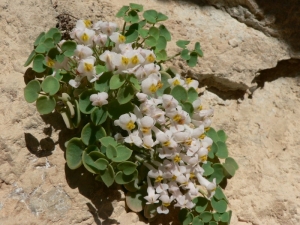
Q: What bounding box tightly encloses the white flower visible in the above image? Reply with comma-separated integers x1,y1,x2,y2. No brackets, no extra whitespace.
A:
114,113,137,132
94,21,117,36
94,33,107,47
110,32,126,44
75,28,95,46
89,92,108,107
141,73,161,95
144,177,160,204
74,45,93,59
77,56,96,80
124,130,142,147
196,174,216,198
138,116,155,136
184,78,199,90
168,74,184,88
157,194,174,214
99,50,119,71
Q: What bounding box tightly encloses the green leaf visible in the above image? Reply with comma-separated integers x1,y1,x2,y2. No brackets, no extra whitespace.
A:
116,6,129,18
95,72,111,92
82,151,101,174
45,28,60,39
192,216,204,225
209,222,218,225
115,170,138,184
106,144,118,160
110,74,126,90
213,213,221,222
195,42,203,57
124,179,140,192
107,100,134,120
155,49,167,61
130,3,143,12
66,138,85,169
217,130,227,142
220,212,230,223
159,25,171,41
71,99,81,128
156,71,170,96
138,28,148,38
200,212,212,223
211,198,227,213
60,109,73,129
95,65,107,74
179,208,194,225
208,163,224,185
128,74,141,91
53,32,62,44
181,102,194,116
144,203,158,219
33,54,46,73
43,38,55,50
117,161,137,175
156,36,167,51
187,52,198,67
125,29,139,43
126,189,146,212
35,44,46,54
48,48,60,60
206,128,220,142
91,107,108,126
79,89,96,114
112,145,133,162
34,32,45,46
192,197,208,213
143,9,157,24
117,84,135,104
61,40,77,57
216,141,228,158
95,158,109,170
24,80,40,103
176,40,190,48
36,96,56,115
187,87,198,102
157,12,168,22
171,85,188,102
202,162,214,176
81,123,106,145
149,27,159,40
180,49,190,60
214,187,228,202
99,164,115,187
145,36,157,47
99,137,118,147
24,50,36,67
223,157,239,177
41,76,60,96
56,54,65,63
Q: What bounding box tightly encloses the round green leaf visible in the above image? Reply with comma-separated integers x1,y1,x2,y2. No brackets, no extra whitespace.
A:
192,197,208,213
66,137,85,169
220,212,230,222
79,89,96,114
156,36,167,52
33,54,46,73
195,42,203,57
217,130,227,142
41,76,60,95
113,145,133,162
143,9,157,24
181,102,194,116
34,32,45,46
211,198,227,213
187,52,198,67
200,212,212,223
91,107,108,126
209,221,218,225
149,27,159,40
192,216,204,225
145,36,157,47
95,72,111,92
223,157,239,177
24,50,36,67
126,190,146,212
129,3,143,11
35,44,46,54
206,127,219,142
24,80,40,103
115,169,138,184
99,164,115,187
188,87,198,102
60,109,73,129
36,96,56,115
116,5,129,17
100,137,118,147
208,163,225,185
117,84,135,104
125,29,138,43
107,100,134,120
53,32,62,44
95,158,109,170
82,151,100,174
45,28,60,39
181,49,190,60
216,141,228,158
214,187,228,202
106,144,118,160
171,85,188,102
157,12,168,22
202,162,214,176
117,161,137,175
110,74,125,90
61,40,77,57
213,213,221,222
159,24,171,41
155,49,167,61
43,38,55,50
176,40,190,49
81,123,106,145
128,74,141,91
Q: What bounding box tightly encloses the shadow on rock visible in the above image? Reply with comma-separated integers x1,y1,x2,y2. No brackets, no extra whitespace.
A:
24,133,55,157
65,163,120,224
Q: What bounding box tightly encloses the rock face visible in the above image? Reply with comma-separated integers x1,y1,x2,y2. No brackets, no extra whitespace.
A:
0,0,299,225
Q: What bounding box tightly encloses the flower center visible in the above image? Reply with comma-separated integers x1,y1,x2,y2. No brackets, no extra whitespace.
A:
163,202,170,207
81,33,89,42
173,155,181,163
126,121,135,130
131,55,139,65
118,34,126,43
121,56,129,66
155,176,163,182
84,63,93,72
47,58,55,67
172,79,180,86
173,114,182,122
186,78,192,84
147,54,155,63
190,172,195,179
163,140,171,147
149,84,158,93
199,155,207,162
199,134,206,139
84,20,92,28
141,127,150,134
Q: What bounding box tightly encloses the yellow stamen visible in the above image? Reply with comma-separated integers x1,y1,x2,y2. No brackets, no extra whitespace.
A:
173,155,181,163
131,55,139,65
163,202,170,207
84,20,92,28
207,146,211,152
199,134,206,139
197,105,203,111
185,138,192,146
147,54,155,63
126,121,135,130
47,58,55,67
172,79,180,86
121,56,129,66
141,127,150,134
172,175,177,181
149,84,158,93
81,33,89,42
155,176,163,182
205,127,210,132
84,63,93,72
173,114,182,122
118,34,126,43
199,155,207,162
186,78,192,84
156,81,163,89
190,172,195,179
163,141,171,147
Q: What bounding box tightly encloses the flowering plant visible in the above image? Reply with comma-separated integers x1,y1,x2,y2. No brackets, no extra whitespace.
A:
23,3,238,224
